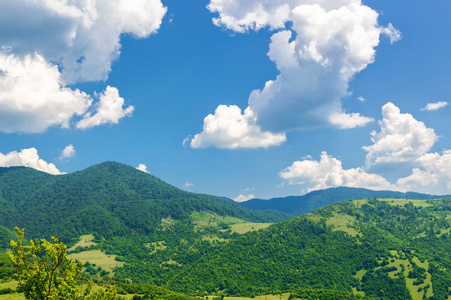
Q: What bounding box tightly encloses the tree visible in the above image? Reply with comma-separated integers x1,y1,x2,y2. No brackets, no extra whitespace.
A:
8,227,117,299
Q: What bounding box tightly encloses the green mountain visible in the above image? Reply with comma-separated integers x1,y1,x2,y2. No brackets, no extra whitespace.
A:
239,186,438,216
113,197,451,300
0,162,282,245
3,162,451,299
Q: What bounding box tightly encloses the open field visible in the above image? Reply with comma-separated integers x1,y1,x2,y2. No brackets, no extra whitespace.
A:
379,198,433,208
230,222,272,234
68,234,97,251
222,293,291,300
70,250,124,275
326,214,359,237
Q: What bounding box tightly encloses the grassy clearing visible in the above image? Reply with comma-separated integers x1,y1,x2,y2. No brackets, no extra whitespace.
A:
191,211,273,235
202,235,227,243
0,281,17,290
353,269,366,280
221,293,290,300
191,212,244,229
230,223,272,234
326,214,359,237
352,199,368,208
70,250,124,275
68,234,96,251
145,241,167,254
371,250,433,300
0,294,24,300
379,198,433,208
351,287,365,297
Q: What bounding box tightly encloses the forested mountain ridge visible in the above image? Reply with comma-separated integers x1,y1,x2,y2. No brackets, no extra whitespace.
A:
0,162,282,245
240,186,438,216
111,197,451,300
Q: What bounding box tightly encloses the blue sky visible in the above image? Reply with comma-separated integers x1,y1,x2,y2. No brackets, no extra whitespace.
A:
0,0,450,201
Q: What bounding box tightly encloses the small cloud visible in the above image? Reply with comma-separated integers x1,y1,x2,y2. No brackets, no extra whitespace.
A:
357,96,365,102
136,164,149,173
421,101,448,111
184,181,194,187
0,148,62,175
244,187,255,192
329,112,374,129
363,102,437,167
232,194,255,202
381,23,402,44
60,144,75,160
76,86,134,129
182,136,191,147
279,151,400,192
188,105,286,149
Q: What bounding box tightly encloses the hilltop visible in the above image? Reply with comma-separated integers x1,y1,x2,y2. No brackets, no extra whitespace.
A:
0,162,282,245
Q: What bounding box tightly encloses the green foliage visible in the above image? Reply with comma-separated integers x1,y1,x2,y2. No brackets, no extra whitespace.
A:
289,288,379,299
0,162,282,245
7,227,116,299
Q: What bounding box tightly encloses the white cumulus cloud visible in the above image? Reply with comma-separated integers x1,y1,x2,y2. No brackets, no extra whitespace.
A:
189,105,286,149
191,0,398,148
363,102,438,167
279,151,400,192
60,144,75,160
329,112,374,129
0,52,92,133
0,148,62,175
0,0,167,84
397,150,451,195
232,194,255,202
184,181,194,187
76,86,134,129
0,0,166,133
137,163,149,173
420,101,448,111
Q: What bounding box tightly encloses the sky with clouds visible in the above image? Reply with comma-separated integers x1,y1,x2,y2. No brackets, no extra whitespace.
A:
0,0,450,201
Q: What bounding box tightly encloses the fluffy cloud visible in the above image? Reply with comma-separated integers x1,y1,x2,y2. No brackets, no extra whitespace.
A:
397,150,451,194
76,86,134,129
60,144,75,160
189,105,286,149
279,151,400,192
329,112,374,129
232,194,255,202
0,148,62,175
136,163,149,173
0,0,167,83
421,101,448,111
184,181,194,187
363,102,437,167
0,0,166,133
191,0,399,148
0,52,91,133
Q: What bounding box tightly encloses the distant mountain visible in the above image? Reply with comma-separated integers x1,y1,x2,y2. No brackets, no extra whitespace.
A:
239,186,438,216
0,162,282,244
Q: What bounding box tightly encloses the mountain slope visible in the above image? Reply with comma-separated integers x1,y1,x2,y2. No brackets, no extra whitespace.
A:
0,162,282,243
240,186,438,216
114,197,451,299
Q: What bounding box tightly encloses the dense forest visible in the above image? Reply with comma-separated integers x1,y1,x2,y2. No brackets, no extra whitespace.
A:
0,162,282,245
108,197,451,299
